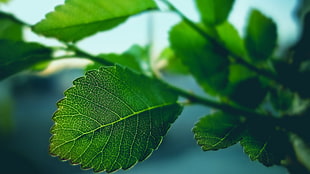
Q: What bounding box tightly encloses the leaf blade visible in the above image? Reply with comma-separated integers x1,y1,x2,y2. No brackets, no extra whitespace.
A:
245,9,277,62
195,0,235,26
169,21,229,95
0,39,52,80
193,112,244,151
33,0,157,42
50,65,182,173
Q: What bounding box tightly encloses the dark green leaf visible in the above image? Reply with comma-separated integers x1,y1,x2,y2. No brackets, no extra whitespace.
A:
291,12,310,66
228,77,268,108
169,21,229,95
240,121,289,166
270,88,295,114
0,39,52,80
193,112,244,151
50,65,182,173
195,0,235,26
0,12,24,41
33,0,157,42
245,9,277,62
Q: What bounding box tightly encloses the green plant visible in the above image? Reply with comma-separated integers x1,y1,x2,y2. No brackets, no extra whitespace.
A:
1,0,310,173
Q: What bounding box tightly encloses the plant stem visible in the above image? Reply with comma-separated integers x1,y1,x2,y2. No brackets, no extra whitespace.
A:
68,45,114,66
165,81,273,119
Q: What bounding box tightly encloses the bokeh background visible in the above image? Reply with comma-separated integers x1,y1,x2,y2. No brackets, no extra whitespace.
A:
0,0,306,173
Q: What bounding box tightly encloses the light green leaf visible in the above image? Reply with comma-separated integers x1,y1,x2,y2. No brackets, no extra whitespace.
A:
245,9,277,62
193,112,244,151
0,12,24,41
0,0,10,4
50,65,182,173
85,44,151,75
216,22,246,58
156,47,189,74
196,0,235,26
169,21,229,95
0,39,52,80
33,0,157,42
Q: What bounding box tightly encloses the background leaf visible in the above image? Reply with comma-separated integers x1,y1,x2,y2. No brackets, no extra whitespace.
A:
85,44,151,75
193,112,244,151
216,21,246,58
0,12,24,41
245,9,277,62
195,0,235,26
240,125,289,166
156,47,189,74
50,65,182,173
33,0,157,42
0,39,52,80
169,21,229,95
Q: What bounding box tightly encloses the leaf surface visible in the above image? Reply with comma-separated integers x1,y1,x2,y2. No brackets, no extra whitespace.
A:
169,21,229,95
0,39,52,80
240,128,288,166
193,112,244,151
245,9,277,62
33,0,157,42
0,12,24,41
50,65,182,173
195,0,235,25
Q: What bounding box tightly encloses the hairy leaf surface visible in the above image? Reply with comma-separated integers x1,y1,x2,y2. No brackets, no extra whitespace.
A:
196,0,235,25
50,65,182,173
245,9,277,61
193,112,244,150
33,0,157,42
0,40,52,80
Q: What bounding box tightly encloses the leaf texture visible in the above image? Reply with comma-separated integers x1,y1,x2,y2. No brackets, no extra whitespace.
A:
33,0,157,42
50,65,182,173
193,112,244,151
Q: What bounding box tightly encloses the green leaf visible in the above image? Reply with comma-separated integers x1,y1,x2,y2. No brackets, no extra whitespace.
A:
169,21,229,95
193,112,244,151
0,0,10,4
291,12,310,66
195,0,235,26
33,0,157,42
0,39,52,80
228,77,268,108
245,9,277,62
240,123,289,166
216,22,246,58
156,47,189,74
85,44,150,75
0,12,24,41
50,65,182,173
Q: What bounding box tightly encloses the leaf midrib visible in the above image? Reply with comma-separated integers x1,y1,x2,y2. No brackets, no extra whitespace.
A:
51,102,175,151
